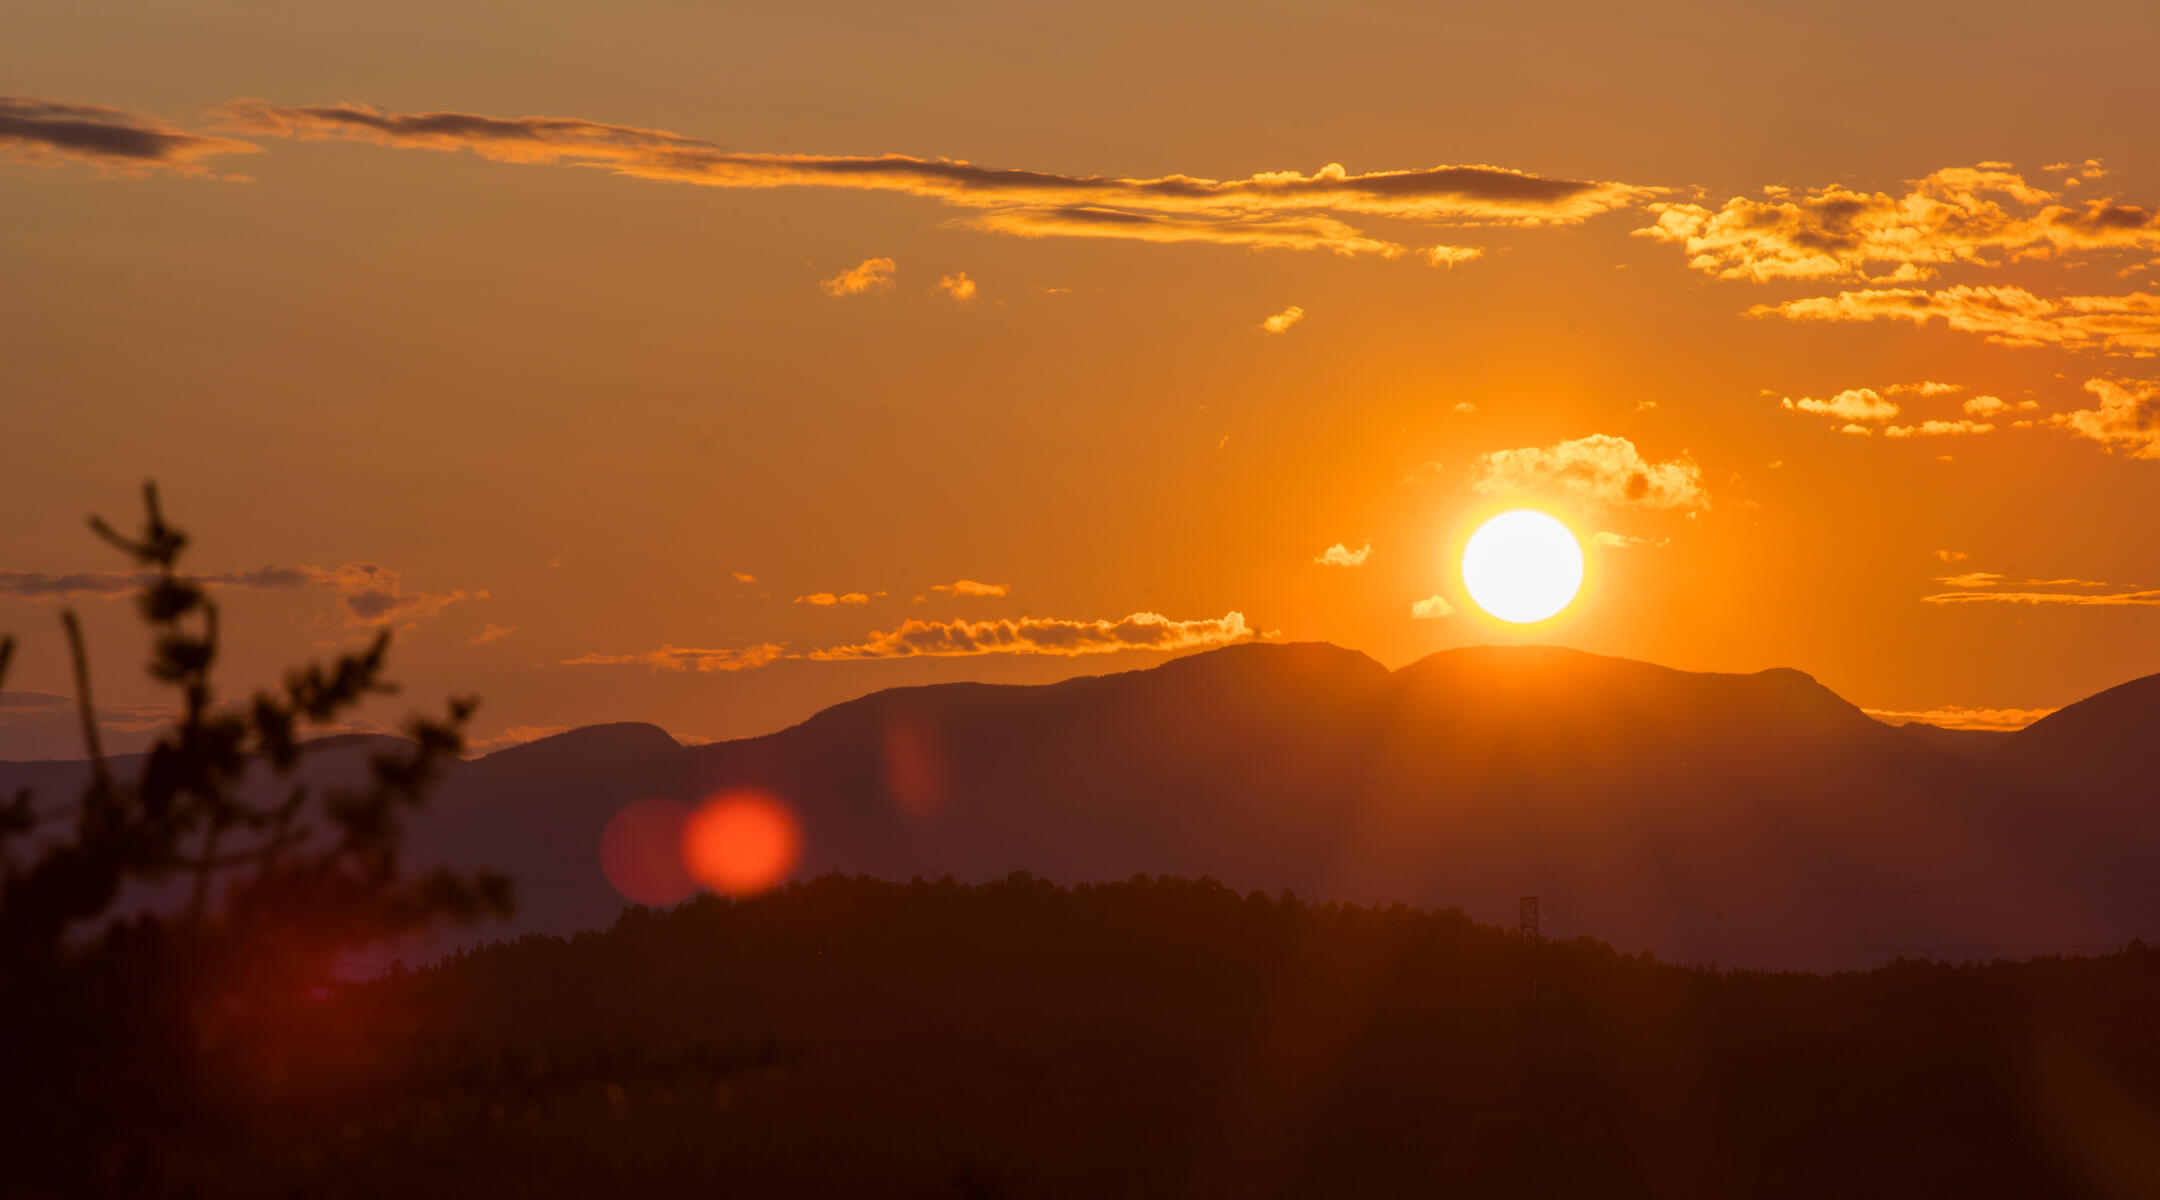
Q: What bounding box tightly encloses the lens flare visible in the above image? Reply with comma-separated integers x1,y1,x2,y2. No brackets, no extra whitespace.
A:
598,798,696,906
681,790,803,896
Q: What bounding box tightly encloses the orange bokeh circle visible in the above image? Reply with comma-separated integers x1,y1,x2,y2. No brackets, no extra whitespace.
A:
680,790,802,896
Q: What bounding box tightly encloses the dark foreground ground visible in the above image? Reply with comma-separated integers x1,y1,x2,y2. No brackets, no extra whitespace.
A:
18,873,2160,1198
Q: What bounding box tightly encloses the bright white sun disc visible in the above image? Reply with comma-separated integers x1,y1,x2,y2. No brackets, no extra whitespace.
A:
1460,510,1585,623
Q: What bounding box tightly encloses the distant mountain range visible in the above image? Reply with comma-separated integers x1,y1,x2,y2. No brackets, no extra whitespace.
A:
5,643,2155,968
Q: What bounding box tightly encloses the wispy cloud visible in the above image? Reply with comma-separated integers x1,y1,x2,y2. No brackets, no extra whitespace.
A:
796,592,874,606
1639,164,2160,283
1261,305,1305,334
468,622,517,645
2052,377,2160,458
560,642,785,671
1313,542,1370,567
1884,419,1993,438
1864,704,2057,731
1,96,258,176
1922,589,2160,607
1753,285,2160,355
820,257,896,297
919,579,1009,601
1472,434,1707,513
0,561,480,628
219,100,1651,258
808,611,1253,660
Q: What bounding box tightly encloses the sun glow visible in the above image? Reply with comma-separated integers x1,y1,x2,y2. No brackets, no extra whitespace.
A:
1461,510,1585,623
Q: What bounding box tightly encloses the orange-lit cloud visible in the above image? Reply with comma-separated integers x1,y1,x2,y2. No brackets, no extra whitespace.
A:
1471,434,1707,512
808,610,1253,660
1409,594,1454,619
1863,705,2058,731
1922,589,2160,607
1936,572,2110,588
920,579,1009,600
1754,285,2160,355
1261,305,1306,334
0,96,258,176
468,622,517,645
1936,549,1969,562
2052,377,2160,458
1781,388,1898,422
1884,419,1992,438
1639,164,2160,282
463,723,571,756
314,562,486,627
560,642,786,671
796,591,874,606
731,571,758,583
1594,531,1667,548
1961,395,2037,416
219,100,1650,258
1313,542,1370,567
820,257,896,296
934,271,976,302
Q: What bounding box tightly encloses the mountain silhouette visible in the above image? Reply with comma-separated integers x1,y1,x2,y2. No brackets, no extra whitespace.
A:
6,642,2154,968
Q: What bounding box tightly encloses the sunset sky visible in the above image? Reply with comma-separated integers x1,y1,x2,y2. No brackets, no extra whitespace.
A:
6,0,2160,754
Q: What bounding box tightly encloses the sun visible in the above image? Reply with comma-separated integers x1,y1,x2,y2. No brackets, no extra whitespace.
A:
1461,509,1585,623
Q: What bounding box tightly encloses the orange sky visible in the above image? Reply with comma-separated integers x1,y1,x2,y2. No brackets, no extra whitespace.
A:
5,0,2160,753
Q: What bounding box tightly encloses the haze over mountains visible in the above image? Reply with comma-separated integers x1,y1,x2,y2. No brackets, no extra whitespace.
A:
5,643,2155,969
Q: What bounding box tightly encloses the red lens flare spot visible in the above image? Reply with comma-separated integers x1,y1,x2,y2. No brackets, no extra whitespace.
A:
599,798,696,907
681,790,802,896
882,717,950,821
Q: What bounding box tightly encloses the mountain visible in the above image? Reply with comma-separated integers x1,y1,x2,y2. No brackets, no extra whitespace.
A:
6,643,2155,968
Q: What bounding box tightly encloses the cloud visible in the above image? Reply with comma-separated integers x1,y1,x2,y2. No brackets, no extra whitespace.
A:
220,100,1651,257
808,611,1253,660
1409,594,1455,619
1884,419,1993,438
731,571,758,583
0,565,310,600
920,579,1009,600
1900,381,1965,396
935,271,977,302
1313,542,1371,567
0,96,259,176
796,592,874,606
1752,285,2160,355
0,561,477,627
1863,705,2057,732
1781,388,1898,421
820,257,896,297
1260,305,1305,334
1839,424,1873,436
315,563,485,627
1637,164,2160,283
468,622,517,645
1594,531,1667,548
1471,434,1708,512
1424,245,1484,266
1936,549,1968,562
2052,377,2160,458
560,642,785,671
1452,402,1477,414
463,724,572,756
1961,394,2037,416
1922,589,2160,607
1937,572,2111,588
